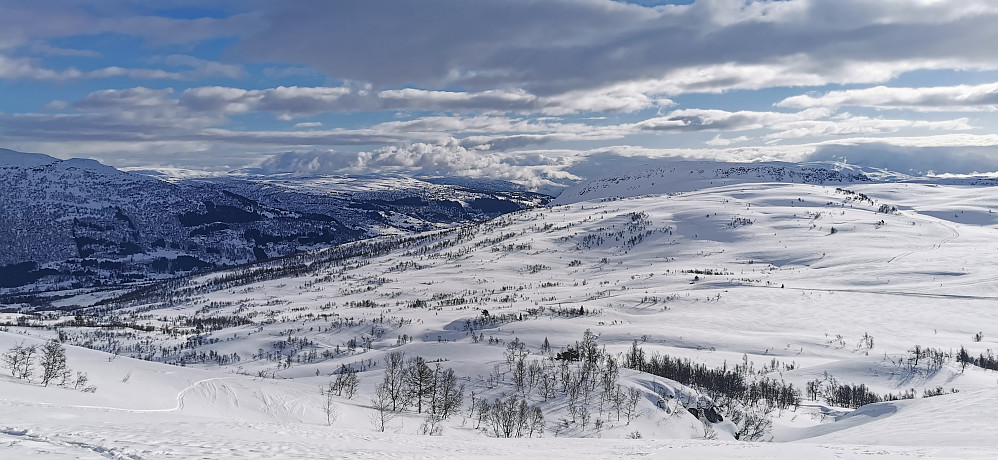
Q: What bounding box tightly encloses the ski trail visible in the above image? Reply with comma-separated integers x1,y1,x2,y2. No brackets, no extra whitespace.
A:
1,376,233,414
0,377,237,459
888,219,959,263
0,427,144,460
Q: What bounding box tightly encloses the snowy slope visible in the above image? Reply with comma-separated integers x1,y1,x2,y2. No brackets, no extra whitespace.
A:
3,161,998,457
552,160,876,205
2,332,996,459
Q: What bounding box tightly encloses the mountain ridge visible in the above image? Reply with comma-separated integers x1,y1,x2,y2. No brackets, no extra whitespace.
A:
0,149,549,294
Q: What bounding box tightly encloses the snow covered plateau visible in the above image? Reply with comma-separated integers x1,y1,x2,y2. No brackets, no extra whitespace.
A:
3,157,998,459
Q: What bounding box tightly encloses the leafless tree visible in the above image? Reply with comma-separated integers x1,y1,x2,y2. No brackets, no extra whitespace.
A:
320,381,339,426
731,401,773,441
405,356,434,413
40,340,69,387
625,386,641,424
2,342,37,381
331,364,360,399
433,366,464,419
381,351,410,411
370,383,396,432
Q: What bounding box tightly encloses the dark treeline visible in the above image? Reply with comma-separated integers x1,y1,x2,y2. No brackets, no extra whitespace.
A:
957,346,998,371
624,341,800,410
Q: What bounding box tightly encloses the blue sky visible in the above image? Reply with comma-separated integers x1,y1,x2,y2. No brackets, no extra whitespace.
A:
1,0,997,189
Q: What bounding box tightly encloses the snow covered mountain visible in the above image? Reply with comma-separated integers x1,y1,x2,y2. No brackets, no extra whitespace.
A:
3,158,998,457
0,149,549,294
552,159,998,205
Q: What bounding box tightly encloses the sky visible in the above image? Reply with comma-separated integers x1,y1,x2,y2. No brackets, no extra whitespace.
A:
1,0,998,190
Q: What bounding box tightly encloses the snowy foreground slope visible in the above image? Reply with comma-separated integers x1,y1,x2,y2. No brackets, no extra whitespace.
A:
1,339,995,459
3,162,998,458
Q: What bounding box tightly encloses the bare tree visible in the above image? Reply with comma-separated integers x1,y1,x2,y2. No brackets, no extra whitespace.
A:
527,406,545,438
489,394,520,438
504,338,528,371
418,414,444,436
73,371,95,392
487,394,543,438
405,356,434,413
433,366,464,419
381,351,410,411
370,383,396,432
539,371,556,401
338,366,360,399
2,342,37,381
39,340,69,387
320,381,339,426
474,398,491,430
625,386,641,424
512,358,527,393
731,402,773,441
702,421,718,440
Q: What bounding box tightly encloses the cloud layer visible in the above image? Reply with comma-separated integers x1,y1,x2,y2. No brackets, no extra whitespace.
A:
0,0,997,188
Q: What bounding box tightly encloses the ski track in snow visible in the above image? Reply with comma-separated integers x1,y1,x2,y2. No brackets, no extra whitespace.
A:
0,427,143,460
887,219,959,264
3,376,232,413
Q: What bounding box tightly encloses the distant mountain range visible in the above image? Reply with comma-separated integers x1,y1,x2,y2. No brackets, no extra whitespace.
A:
553,159,998,205
0,149,549,293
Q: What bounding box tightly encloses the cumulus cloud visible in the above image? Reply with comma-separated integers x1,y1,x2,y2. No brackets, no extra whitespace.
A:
5,1,998,185
236,0,998,95
256,142,571,189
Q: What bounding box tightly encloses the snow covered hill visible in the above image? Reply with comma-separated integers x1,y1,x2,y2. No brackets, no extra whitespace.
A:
3,159,998,457
0,149,548,295
552,160,878,205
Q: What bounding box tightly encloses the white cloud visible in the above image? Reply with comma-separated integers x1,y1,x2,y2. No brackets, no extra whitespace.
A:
0,53,244,81
777,82,998,111
765,115,972,140
705,134,750,146
157,55,245,79
256,142,570,189
237,0,998,96
633,108,834,132
180,86,354,118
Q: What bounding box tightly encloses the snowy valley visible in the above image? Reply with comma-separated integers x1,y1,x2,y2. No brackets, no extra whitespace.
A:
0,149,547,296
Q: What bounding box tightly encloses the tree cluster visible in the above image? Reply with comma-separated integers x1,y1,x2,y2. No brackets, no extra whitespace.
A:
472,394,545,438
957,346,998,372
370,351,465,431
2,340,95,392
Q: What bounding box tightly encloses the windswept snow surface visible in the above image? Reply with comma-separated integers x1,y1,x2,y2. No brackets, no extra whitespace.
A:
4,162,998,458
